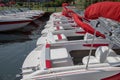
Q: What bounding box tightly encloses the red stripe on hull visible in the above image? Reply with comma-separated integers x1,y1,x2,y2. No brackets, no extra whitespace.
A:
83,44,109,48
76,31,86,34
0,20,32,25
57,34,62,40
33,16,40,19
56,26,60,30
46,43,51,48
46,60,52,68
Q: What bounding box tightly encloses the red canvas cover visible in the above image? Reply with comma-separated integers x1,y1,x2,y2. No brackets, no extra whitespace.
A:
62,3,69,7
84,2,120,22
0,3,5,7
72,13,105,38
62,8,73,18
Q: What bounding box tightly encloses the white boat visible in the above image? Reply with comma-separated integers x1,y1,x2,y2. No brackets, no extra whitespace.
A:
0,8,45,20
22,16,120,80
22,41,120,80
21,2,120,80
0,8,45,31
38,12,108,46
41,13,86,35
19,8,45,19
0,16,32,31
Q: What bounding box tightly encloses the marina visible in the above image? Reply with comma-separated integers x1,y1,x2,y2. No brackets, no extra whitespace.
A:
0,0,120,80
22,2,120,80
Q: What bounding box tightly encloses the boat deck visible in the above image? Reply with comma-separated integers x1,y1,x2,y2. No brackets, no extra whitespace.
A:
22,45,44,75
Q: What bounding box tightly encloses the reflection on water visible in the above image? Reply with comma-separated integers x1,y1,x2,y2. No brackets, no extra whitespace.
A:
0,12,51,80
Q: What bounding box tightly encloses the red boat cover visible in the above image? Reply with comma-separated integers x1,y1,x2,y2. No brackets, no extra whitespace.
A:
62,3,69,7
62,8,73,18
0,3,5,7
72,13,105,38
62,3,69,17
84,2,120,22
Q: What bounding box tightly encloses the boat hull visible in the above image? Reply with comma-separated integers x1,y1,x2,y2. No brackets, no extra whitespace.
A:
0,20,32,31
21,45,120,80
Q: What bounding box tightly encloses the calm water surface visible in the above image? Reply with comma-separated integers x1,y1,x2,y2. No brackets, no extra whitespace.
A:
0,13,50,80
0,40,36,80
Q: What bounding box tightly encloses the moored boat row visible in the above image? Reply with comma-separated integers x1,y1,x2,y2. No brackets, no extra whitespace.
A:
21,2,120,80
0,8,44,31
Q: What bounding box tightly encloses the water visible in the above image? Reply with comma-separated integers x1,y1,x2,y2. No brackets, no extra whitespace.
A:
0,40,36,80
0,12,51,80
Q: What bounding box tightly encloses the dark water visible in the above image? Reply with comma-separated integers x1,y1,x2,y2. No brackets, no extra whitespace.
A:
0,12,51,80
0,40,36,80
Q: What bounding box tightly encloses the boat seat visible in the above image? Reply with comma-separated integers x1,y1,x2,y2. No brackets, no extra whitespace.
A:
82,46,117,65
82,56,100,64
50,48,73,67
106,56,120,64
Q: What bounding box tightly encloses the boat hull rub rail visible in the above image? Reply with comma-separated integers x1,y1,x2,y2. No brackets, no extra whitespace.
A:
22,64,120,80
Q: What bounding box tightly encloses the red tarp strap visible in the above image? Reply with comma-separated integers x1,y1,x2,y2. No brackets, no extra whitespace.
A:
83,44,109,48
